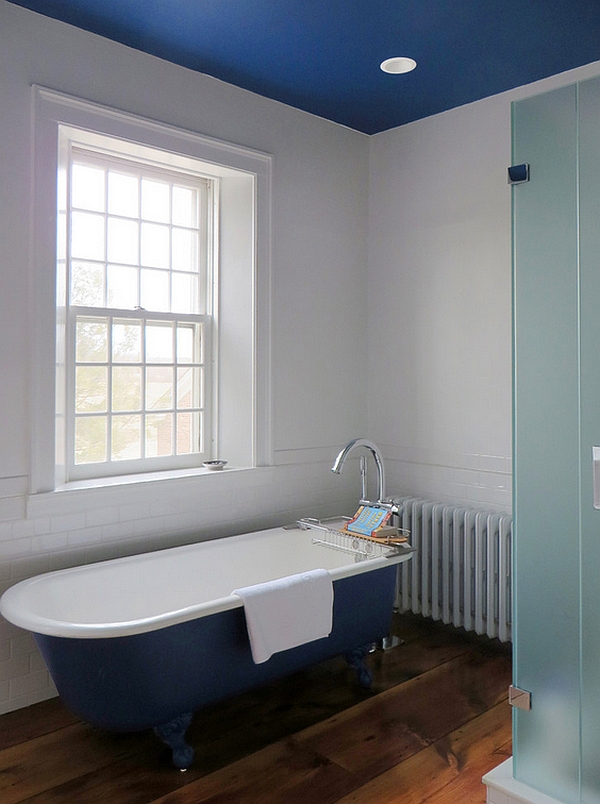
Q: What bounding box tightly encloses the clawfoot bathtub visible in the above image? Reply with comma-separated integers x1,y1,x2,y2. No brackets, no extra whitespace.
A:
0,521,413,768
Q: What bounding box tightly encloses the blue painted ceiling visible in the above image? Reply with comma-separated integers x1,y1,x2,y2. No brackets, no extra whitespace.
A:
8,0,600,134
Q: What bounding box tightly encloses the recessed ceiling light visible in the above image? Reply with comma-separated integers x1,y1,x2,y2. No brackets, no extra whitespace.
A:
380,57,417,74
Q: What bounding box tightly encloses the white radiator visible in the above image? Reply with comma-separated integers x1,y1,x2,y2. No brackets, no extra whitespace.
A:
396,498,512,642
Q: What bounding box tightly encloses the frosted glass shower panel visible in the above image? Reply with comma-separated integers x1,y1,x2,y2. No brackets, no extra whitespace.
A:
512,83,581,803
577,74,600,803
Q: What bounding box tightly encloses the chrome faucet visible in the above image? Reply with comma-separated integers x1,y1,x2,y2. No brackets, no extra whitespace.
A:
331,438,386,504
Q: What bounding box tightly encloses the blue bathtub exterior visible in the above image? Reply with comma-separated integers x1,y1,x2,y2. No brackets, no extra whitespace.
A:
34,564,397,767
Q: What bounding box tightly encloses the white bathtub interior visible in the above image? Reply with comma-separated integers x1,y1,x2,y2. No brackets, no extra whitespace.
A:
0,523,412,639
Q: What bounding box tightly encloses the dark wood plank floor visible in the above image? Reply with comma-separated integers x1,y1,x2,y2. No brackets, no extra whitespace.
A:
0,614,512,804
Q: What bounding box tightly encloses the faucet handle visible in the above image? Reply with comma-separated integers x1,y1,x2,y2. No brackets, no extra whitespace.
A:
377,499,401,514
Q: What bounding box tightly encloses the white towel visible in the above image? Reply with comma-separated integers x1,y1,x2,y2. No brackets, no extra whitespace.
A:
233,569,334,664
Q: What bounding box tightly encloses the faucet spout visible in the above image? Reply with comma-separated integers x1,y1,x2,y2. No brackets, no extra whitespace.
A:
331,438,386,503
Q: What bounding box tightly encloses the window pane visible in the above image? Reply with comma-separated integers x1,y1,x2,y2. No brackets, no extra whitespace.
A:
71,261,105,306
72,164,105,212
177,324,199,363
71,211,105,261
112,366,142,411
172,228,198,272
75,366,108,413
177,411,200,454
75,416,107,464
112,319,142,363
76,318,108,362
171,272,196,314
146,366,173,410
111,414,141,460
146,413,173,457
172,185,196,227
107,264,139,309
108,171,139,218
177,367,201,408
146,322,173,363
141,178,169,223
141,222,170,269
107,218,139,265
141,269,170,311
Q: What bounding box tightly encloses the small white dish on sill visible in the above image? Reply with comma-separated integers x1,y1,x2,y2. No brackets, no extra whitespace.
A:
203,460,227,471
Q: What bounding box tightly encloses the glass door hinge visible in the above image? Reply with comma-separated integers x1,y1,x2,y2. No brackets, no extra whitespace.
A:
509,685,532,711
508,163,530,184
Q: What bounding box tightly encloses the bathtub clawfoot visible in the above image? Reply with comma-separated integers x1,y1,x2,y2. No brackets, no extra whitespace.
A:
153,712,194,770
343,645,373,688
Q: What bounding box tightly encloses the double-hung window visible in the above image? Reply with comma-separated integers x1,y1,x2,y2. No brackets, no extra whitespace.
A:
31,88,271,495
65,149,213,479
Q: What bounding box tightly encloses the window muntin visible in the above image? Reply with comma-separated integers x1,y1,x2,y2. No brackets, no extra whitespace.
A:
64,147,213,479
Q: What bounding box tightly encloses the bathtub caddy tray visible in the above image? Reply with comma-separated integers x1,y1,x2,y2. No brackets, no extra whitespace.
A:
297,516,413,559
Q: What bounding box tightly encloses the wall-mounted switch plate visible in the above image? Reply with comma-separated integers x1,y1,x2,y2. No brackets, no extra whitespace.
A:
509,685,532,710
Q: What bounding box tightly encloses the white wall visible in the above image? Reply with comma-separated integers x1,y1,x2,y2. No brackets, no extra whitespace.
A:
0,1,369,712
367,61,600,511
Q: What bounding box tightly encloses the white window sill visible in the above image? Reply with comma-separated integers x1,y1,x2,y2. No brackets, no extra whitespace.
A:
27,464,255,519
60,464,245,491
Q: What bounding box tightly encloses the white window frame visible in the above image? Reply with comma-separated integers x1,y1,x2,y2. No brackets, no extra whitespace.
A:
63,138,214,480
30,86,272,495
